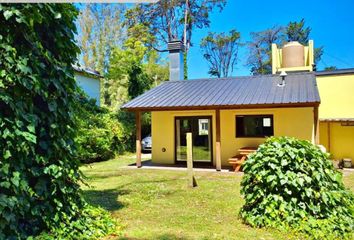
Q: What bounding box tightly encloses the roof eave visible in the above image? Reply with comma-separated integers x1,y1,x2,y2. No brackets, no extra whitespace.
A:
122,102,320,112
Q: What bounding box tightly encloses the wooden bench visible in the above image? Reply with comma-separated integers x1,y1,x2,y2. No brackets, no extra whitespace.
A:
228,154,246,172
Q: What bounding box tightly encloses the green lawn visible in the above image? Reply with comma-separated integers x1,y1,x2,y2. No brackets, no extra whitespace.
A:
80,154,354,240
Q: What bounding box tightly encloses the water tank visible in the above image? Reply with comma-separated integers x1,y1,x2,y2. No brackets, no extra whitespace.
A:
282,41,305,68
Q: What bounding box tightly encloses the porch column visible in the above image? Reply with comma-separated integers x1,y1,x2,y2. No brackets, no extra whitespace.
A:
136,111,142,168
215,109,221,171
314,106,320,145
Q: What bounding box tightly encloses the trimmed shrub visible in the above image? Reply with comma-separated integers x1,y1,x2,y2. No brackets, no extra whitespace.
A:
240,136,354,239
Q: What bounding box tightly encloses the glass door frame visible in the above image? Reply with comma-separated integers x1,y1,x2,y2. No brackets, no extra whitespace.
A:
174,116,213,165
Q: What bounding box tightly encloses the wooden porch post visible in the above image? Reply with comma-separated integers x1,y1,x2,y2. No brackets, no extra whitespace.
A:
314,106,320,145
136,111,142,168
215,109,221,171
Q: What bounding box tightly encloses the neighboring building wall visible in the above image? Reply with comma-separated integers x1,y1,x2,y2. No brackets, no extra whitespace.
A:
152,107,314,166
317,74,354,118
317,74,354,163
75,73,101,106
320,122,354,162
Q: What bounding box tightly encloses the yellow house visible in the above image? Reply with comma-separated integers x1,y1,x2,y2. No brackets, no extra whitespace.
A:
122,40,324,170
122,39,354,169
316,69,354,163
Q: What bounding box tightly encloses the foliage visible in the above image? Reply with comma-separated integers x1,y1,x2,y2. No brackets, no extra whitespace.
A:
77,4,125,105
324,66,338,71
77,3,125,73
107,26,168,108
200,29,241,77
0,4,84,238
126,0,226,51
240,137,354,239
35,204,119,240
246,26,284,75
247,19,325,74
0,4,118,239
286,18,311,43
75,96,131,163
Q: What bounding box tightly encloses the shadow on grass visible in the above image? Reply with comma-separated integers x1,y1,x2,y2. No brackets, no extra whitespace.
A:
83,189,129,211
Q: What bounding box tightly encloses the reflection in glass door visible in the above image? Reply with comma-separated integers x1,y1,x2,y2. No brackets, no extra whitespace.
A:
175,117,212,163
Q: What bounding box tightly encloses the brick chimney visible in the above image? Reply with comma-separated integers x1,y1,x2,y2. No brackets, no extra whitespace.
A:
168,39,185,80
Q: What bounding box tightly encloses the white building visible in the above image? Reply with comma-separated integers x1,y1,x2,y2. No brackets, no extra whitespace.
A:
73,66,101,106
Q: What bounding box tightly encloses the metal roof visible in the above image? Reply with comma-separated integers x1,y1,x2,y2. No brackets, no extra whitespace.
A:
316,68,354,76
122,72,320,111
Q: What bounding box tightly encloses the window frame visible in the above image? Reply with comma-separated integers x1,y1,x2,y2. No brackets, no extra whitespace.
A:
235,114,274,138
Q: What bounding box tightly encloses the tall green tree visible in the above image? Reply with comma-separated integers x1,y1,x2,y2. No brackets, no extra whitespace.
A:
0,4,83,238
286,18,311,43
246,26,284,75
77,3,125,105
200,29,241,78
78,3,124,72
247,19,324,74
108,25,168,108
125,0,226,79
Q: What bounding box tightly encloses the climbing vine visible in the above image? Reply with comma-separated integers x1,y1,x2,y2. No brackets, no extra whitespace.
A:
0,4,88,238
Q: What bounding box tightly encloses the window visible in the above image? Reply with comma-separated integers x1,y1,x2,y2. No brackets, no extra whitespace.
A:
236,115,274,137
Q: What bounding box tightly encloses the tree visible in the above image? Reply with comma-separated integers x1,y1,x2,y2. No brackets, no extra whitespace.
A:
246,26,284,75
77,4,124,73
286,18,310,43
247,19,324,74
77,3,125,104
125,0,226,79
107,25,168,108
200,30,241,78
324,66,337,71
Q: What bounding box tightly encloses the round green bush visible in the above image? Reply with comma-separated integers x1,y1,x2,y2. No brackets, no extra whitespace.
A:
240,136,354,239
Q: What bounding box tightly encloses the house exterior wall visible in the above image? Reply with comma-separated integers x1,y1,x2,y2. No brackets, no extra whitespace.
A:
317,74,354,118
151,107,314,166
75,73,101,106
320,122,354,163
317,74,354,163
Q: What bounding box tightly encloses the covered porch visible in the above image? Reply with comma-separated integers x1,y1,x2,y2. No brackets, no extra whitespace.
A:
121,72,321,171
132,105,320,171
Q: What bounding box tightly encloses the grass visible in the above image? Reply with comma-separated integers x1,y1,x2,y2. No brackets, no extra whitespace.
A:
80,154,354,240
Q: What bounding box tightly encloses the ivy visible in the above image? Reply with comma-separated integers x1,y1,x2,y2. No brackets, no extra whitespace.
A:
0,4,117,239
240,137,354,239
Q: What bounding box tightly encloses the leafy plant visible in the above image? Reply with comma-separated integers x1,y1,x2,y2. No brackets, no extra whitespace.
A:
75,96,131,163
35,204,119,240
0,4,118,239
240,137,354,239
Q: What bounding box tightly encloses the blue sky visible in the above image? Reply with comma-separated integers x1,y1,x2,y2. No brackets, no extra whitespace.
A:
187,0,354,79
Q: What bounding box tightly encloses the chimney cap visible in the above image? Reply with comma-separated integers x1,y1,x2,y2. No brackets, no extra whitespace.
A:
168,39,185,52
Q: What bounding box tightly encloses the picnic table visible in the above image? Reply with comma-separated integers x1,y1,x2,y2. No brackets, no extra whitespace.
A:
228,147,258,172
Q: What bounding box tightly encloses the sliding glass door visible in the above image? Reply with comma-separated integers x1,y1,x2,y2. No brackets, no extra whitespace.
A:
175,116,212,163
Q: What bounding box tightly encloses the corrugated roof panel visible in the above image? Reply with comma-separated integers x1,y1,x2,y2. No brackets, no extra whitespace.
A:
121,72,320,110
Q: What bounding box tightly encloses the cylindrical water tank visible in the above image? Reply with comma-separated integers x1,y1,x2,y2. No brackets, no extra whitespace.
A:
282,41,305,68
